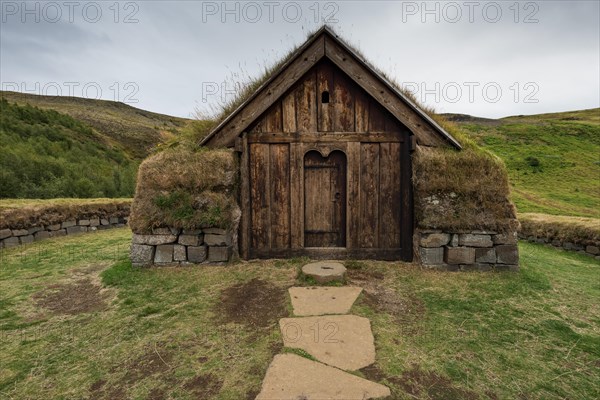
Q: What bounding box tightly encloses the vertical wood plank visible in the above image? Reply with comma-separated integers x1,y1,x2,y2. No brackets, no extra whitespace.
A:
346,142,360,249
333,70,355,132
385,114,404,133
249,143,270,249
369,100,386,132
355,90,369,133
290,143,303,248
296,71,317,132
317,62,333,132
250,116,264,133
270,144,291,249
264,102,282,132
240,133,250,259
378,142,402,248
359,143,379,248
282,92,297,133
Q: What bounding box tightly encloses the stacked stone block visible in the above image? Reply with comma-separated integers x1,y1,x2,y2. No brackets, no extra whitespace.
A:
418,230,519,271
130,227,233,267
0,216,128,248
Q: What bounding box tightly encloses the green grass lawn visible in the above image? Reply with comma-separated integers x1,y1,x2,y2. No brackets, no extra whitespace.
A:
1,229,598,399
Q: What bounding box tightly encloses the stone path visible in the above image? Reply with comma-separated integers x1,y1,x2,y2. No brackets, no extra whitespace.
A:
279,315,375,371
288,287,362,316
255,354,390,400
256,267,390,399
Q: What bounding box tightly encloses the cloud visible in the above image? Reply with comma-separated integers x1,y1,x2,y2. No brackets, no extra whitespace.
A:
1,0,598,119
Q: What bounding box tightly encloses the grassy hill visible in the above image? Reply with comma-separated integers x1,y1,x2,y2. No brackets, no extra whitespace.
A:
0,99,141,198
0,91,189,159
0,92,195,199
446,108,600,218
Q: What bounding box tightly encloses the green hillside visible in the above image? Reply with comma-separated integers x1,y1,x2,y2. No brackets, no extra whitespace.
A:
0,91,189,159
447,108,600,218
0,99,143,198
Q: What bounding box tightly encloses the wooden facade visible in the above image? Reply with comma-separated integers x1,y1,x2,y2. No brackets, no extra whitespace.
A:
203,27,461,261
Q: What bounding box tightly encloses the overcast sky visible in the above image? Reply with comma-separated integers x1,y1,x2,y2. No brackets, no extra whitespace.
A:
1,1,599,119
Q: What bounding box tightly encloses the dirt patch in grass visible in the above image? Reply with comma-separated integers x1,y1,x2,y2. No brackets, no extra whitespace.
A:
216,278,288,328
347,268,385,281
121,346,173,384
33,278,108,315
393,364,481,400
360,364,387,382
269,340,283,355
183,374,223,398
245,389,260,400
362,364,484,400
146,388,166,400
89,379,126,400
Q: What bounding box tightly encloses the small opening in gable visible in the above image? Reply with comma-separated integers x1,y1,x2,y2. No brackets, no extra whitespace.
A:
321,91,330,104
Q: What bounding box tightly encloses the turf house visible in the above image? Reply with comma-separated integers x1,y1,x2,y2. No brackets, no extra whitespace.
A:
129,26,520,271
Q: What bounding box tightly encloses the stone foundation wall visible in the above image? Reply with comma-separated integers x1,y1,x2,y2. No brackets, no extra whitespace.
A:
417,230,519,271
130,227,234,267
0,216,128,248
518,233,600,260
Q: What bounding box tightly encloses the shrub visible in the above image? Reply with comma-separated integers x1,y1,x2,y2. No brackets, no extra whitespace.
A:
525,156,541,167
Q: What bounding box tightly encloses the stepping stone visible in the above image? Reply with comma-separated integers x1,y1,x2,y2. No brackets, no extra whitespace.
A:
255,353,390,400
289,286,362,316
279,315,376,371
302,261,346,283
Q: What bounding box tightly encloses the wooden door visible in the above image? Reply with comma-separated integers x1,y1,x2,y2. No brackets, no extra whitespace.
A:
303,150,347,247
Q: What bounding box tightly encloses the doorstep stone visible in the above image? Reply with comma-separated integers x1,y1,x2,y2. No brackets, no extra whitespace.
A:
255,354,390,400
302,261,346,283
279,315,376,370
289,287,362,316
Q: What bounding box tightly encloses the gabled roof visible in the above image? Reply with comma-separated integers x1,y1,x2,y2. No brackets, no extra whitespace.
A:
201,26,462,149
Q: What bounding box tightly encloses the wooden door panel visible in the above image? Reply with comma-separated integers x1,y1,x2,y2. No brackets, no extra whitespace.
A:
304,151,346,247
